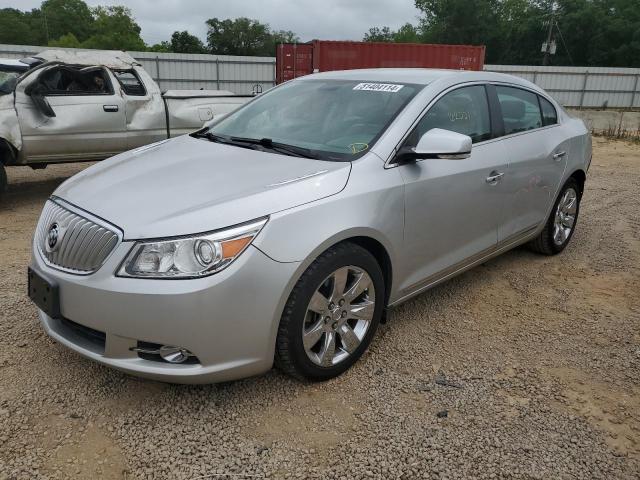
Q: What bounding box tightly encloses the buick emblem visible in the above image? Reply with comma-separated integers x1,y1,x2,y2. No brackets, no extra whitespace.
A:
46,223,62,252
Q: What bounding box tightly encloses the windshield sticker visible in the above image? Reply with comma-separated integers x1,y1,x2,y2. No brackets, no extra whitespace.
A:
353,83,404,93
348,143,369,154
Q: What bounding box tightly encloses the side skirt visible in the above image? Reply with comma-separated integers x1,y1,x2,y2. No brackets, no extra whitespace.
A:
388,225,539,308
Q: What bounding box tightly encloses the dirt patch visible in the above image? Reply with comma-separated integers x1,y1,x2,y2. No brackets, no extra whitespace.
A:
1,139,639,479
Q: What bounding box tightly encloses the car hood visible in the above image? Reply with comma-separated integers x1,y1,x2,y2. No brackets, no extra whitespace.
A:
54,135,351,239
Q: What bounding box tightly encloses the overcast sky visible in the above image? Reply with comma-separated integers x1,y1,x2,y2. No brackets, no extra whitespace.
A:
0,0,422,45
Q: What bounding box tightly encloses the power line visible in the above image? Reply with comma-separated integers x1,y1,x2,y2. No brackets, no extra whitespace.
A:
555,20,574,65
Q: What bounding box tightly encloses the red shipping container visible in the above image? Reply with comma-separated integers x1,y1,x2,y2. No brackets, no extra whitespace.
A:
276,40,485,84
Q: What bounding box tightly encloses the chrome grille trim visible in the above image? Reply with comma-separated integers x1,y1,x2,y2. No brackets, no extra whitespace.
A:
35,198,122,275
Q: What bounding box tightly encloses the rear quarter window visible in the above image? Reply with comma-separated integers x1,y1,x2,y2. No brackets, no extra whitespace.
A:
113,70,146,96
539,96,558,126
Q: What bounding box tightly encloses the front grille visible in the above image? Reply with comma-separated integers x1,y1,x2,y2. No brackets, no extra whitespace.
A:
35,199,120,274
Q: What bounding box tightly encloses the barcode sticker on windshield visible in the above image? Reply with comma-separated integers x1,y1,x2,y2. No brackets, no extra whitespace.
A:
353,83,404,93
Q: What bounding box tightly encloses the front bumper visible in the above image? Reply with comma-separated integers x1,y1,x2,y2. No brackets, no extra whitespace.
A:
31,241,300,384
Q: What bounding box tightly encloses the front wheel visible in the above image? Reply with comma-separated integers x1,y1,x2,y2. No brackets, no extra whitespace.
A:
529,178,581,255
275,242,385,381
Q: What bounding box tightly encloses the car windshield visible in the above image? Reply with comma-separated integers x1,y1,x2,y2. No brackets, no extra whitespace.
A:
0,68,23,95
207,79,421,161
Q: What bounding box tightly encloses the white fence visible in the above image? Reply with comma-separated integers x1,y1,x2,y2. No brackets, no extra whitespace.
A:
0,44,276,95
2,44,639,108
485,64,640,109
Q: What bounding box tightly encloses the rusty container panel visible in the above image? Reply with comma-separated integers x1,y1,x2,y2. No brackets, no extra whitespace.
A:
312,40,485,72
276,43,314,84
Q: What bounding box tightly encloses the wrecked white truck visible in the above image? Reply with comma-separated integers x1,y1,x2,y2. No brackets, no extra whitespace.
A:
0,50,252,197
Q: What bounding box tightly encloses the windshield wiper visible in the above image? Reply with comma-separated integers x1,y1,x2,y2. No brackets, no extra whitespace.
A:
192,131,260,151
229,136,319,159
193,131,319,159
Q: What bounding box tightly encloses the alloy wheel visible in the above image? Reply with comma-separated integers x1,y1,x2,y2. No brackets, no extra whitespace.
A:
302,266,375,367
553,187,578,246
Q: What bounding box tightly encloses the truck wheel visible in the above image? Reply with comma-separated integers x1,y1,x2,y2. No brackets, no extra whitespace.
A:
529,178,581,255
0,163,7,201
275,242,384,381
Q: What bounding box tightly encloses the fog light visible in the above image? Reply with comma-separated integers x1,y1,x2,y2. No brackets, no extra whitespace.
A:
159,345,193,364
131,343,195,364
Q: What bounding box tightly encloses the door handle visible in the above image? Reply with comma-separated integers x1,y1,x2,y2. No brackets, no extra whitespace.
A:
553,151,566,161
103,105,119,112
486,171,505,184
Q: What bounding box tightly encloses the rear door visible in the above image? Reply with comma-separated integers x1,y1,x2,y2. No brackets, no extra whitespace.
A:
492,85,568,242
397,84,509,293
15,65,126,163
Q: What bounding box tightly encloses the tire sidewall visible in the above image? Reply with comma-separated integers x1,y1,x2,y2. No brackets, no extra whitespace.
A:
547,179,581,254
0,163,6,200
283,244,385,381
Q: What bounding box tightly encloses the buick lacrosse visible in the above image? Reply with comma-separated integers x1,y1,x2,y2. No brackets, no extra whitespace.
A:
29,69,591,383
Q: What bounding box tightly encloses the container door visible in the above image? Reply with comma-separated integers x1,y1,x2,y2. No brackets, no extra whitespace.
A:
276,44,313,83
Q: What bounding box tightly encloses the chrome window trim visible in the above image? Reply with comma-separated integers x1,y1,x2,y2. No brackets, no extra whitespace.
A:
37,196,124,275
385,81,493,168
385,80,562,168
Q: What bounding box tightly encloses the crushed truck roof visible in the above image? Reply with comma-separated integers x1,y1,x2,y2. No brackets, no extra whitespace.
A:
36,49,139,69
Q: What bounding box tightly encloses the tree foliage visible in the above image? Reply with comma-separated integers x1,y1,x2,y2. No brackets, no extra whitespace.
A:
206,17,299,56
365,0,640,67
1,0,638,66
167,31,207,54
0,0,146,51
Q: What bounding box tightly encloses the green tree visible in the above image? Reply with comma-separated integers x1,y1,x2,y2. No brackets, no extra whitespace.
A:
363,26,394,42
364,24,421,43
40,0,93,43
0,8,47,45
80,6,146,51
168,31,207,54
206,17,273,55
206,17,299,56
48,32,82,48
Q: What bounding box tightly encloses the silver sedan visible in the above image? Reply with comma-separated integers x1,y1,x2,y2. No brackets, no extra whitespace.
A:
29,68,591,383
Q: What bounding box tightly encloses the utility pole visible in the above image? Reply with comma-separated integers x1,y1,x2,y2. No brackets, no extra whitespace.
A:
43,7,50,45
542,10,555,66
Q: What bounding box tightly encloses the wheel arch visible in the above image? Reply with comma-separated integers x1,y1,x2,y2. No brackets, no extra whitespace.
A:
568,169,586,196
0,137,19,166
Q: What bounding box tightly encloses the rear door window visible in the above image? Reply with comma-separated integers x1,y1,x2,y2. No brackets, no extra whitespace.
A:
406,85,492,146
539,96,558,126
496,86,543,135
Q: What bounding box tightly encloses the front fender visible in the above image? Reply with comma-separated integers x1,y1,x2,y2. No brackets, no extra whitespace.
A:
253,156,406,301
0,94,22,163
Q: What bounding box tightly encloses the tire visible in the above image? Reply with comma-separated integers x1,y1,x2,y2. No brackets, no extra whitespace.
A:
529,178,581,255
275,242,385,381
0,163,6,201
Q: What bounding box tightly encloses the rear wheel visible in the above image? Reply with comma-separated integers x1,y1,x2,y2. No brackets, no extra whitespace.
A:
275,242,384,381
529,178,581,255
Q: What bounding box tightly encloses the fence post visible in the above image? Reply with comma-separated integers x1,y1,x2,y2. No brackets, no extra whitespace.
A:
155,56,161,90
631,74,639,109
532,71,538,85
215,58,220,90
579,71,589,108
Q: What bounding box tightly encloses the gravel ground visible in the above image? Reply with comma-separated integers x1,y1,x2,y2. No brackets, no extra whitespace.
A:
1,137,639,480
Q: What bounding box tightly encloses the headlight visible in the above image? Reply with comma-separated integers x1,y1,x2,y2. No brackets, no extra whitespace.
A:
117,217,267,279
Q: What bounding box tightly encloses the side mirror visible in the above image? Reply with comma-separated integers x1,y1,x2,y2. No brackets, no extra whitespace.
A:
396,128,472,163
25,83,56,117
30,92,56,117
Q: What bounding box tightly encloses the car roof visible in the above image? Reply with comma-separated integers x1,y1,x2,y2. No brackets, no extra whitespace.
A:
0,58,29,69
299,68,537,90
